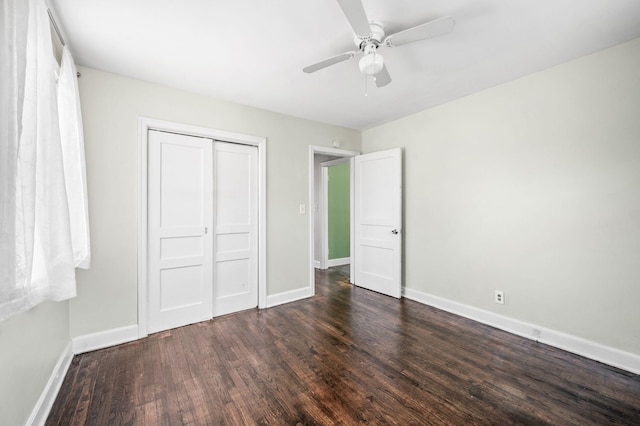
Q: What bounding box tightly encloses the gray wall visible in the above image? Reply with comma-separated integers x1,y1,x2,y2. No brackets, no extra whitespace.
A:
71,67,361,337
0,67,361,424
0,301,69,425
362,38,640,355
2,37,638,426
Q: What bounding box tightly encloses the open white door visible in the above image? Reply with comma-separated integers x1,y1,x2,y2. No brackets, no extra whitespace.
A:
148,130,213,333
354,148,402,298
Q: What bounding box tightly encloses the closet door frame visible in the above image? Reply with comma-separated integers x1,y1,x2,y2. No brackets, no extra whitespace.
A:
137,117,266,338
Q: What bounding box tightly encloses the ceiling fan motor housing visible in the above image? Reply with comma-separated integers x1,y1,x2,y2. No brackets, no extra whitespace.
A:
355,21,385,75
354,21,385,49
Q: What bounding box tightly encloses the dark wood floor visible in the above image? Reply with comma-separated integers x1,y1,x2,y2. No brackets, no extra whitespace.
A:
48,268,640,425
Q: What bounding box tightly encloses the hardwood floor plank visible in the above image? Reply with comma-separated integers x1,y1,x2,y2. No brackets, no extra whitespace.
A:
47,267,640,425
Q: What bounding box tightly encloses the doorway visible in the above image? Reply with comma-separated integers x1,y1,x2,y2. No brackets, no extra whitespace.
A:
321,157,351,269
309,145,404,299
138,118,266,338
309,146,359,295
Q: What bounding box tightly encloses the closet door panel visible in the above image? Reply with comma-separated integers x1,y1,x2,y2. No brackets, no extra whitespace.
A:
148,130,213,333
213,142,258,316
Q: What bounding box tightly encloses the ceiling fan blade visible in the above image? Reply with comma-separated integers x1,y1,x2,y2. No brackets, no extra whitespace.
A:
374,64,391,87
384,16,455,47
336,0,372,37
303,51,356,73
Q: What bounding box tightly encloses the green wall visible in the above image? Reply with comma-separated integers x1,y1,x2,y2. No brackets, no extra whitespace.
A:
328,163,350,260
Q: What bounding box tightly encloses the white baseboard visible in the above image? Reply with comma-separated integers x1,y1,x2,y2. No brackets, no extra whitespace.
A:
327,257,350,267
72,324,139,355
313,260,321,269
403,287,640,375
266,287,313,308
27,341,73,426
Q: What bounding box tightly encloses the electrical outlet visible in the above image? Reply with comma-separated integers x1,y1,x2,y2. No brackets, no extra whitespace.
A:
299,204,306,214
494,290,505,304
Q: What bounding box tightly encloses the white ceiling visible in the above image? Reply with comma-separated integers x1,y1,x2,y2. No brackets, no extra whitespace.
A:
50,0,640,130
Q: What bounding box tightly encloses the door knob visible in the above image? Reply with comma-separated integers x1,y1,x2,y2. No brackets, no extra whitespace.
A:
391,229,399,235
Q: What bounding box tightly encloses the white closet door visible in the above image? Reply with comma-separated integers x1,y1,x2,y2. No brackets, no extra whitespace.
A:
213,142,258,316
354,148,402,298
148,130,213,333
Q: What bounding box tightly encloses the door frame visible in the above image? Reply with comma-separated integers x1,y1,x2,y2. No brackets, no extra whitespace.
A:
138,117,266,338
320,157,351,269
308,146,359,294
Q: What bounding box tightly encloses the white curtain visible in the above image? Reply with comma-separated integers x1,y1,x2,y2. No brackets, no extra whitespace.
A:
0,0,90,321
58,46,91,269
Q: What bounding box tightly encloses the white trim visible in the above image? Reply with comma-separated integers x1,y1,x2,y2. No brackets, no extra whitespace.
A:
137,117,268,334
137,119,149,337
349,157,355,283
321,166,329,269
26,341,73,426
314,260,321,269
320,157,350,167
308,145,360,296
327,257,351,267
403,287,640,375
257,133,267,309
71,324,140,355
266,287,313,308
315,161,327,271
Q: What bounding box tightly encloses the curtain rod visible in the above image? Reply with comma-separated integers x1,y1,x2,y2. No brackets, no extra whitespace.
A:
47,9,65,46
47,8,81,78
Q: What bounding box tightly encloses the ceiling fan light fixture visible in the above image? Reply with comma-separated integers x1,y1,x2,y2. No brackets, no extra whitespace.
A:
359,51,384,75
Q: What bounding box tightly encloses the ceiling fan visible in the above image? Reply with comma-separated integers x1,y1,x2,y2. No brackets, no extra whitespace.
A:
303,0,455,88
